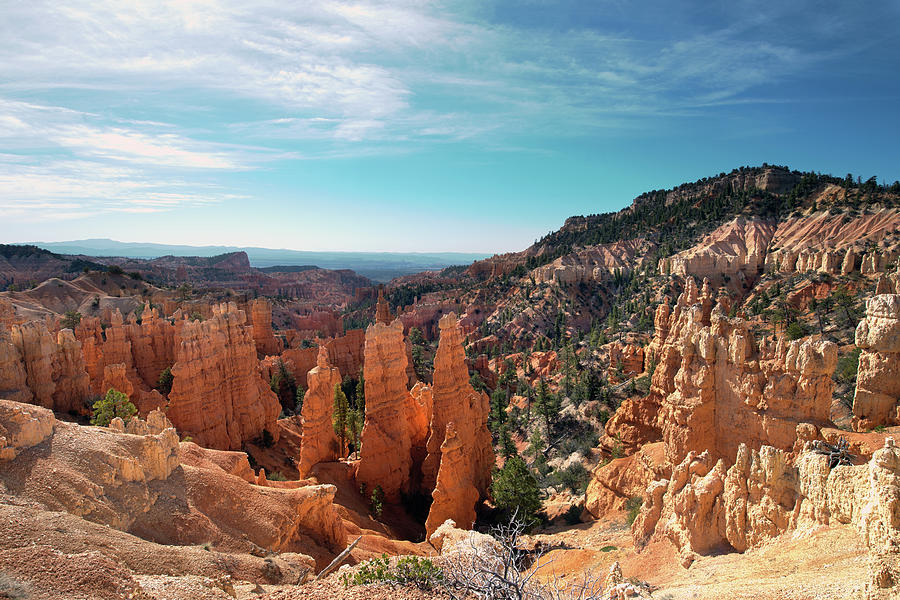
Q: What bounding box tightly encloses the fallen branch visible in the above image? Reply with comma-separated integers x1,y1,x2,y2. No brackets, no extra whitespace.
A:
315,535,362,581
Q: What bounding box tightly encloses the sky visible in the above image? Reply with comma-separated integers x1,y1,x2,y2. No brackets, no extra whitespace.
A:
1,0,899,253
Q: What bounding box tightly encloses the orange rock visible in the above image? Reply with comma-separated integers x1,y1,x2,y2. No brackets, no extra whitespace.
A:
375,287,392,325
0,328,30,404
356,319,415,501
852,294,900,430
124,306,177,390
584,442,667,519
249,298,281,357
424,422,479,537
297,347,343,478
8,321,56,408
608,342,644,380
620,277,838,466
423,313,493,533
325,328,365,379
167,303,281,450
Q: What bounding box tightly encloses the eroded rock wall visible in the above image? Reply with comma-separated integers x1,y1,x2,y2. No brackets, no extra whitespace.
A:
167,303,281,450
853,294,900,430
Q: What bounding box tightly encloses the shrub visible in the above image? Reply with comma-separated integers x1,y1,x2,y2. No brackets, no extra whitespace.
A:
267,470,287,481
834,348,862,385
341,555,443,590
491,455,541,526
106,265,124,276
563,504,582,525
60,310,82,331
625,496,643,525
156,366,173,395
785,320,810,340
370,485,385,518
90,388,137,427
549,462,591,495
260,429,275,448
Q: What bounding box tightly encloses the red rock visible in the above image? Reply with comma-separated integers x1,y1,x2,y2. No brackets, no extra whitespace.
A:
423,313,493,534
375,287,392,325
249,298,281,357
607,342,644,380
584,442,667,519
166,303,281,450
297,348,343,478
424,422,479,537
356,319,415,501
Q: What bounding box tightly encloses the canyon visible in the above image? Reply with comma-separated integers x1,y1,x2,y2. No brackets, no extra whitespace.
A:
1,166,899,598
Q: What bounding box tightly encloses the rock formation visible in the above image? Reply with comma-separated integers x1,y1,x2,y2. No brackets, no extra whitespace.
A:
356,319,416,501
424,423,479,537
166,303,281,450
0,320,92,414
608,341,644,380
375,287,392,324
634,438,900,576
0,398,54,461
74,309,169,414
606,277,837,467
584,442,667,519
297,347,343,477
249,298,281,357
658,217,775,286
0,397,346,560
853,294,900,430
423,313,493,536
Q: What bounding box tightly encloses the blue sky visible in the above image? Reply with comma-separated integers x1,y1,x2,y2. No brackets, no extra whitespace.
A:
1,0,898,252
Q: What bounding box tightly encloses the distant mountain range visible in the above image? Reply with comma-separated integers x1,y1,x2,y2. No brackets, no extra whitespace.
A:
25,239,490,282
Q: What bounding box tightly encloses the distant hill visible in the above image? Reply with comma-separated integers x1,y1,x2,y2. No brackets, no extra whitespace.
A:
27,239,489,282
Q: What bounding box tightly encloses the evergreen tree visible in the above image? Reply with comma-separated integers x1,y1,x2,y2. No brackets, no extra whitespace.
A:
332,382,350,456
491,455,541,526
91,388,137,427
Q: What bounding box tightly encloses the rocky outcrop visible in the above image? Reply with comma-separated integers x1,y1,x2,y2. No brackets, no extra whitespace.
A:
612,278,837,466
8,321,57,408
765,208,900,275
658,217,775,286
0,320,92,414
423,313,493,536
853,294,900,430
634,438,900,573
0,328,30,404
0,397,346,560
75,309,170,414
584,442,667,519
0,398,54,461
375,287,392,325
533,239,650,285
608,342,644,380
356,319,416,501
425,423,480,537
325,328,365,379
249,298,281,357
297,348,343,477
167,303,281,450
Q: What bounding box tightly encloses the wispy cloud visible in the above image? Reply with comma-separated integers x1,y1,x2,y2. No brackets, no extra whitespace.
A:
0,0,893,229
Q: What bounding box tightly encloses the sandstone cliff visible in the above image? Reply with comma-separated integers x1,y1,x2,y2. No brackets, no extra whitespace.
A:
853,294,900,430
167,302,281,450
356,319,417,501
633,437,900,580
606,277,837,466
423,313,493,536
249,298,281,357
297,347,343,477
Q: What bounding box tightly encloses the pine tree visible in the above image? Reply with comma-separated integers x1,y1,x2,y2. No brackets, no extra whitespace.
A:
332,383,350,456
